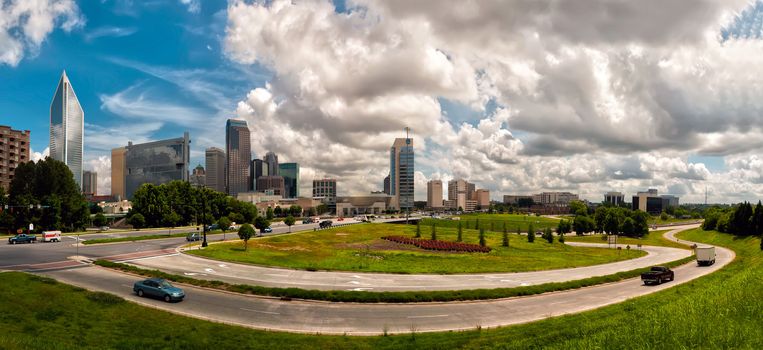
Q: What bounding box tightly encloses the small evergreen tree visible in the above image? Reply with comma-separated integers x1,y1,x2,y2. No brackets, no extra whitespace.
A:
415,222,421,238
559,232,565,244
502,231,509,247
479,228,486,247
238,224,255,251
527,223,535,243
543,227,554,243
475,218,480,230
431,223,437,241
457,221,463,242
516,226,521,235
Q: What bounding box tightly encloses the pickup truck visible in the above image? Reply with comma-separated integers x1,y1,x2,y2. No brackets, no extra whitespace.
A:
641,266,674,285
8,234,37,244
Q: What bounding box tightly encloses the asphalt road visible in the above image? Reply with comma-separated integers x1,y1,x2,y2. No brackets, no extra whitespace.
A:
127,241,691,291
40,225,734,335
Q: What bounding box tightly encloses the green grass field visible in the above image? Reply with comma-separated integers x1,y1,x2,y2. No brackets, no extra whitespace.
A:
564,229,689,249
2,229,759,349
421,213,560,233
187,223,644,274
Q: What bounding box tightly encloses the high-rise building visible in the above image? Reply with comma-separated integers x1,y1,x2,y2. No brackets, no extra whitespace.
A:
264,151,279,176
475,189,490,209
50,71,84,188
389,137,414,210
0,126,30,190
110,147,126,199
205,147,225,193
604,191,624,206
251,159,268,190
448,179,468,210
383,174,390,194
426,180,443,209
124,132,190,199
467,182,476,200
256,176,285,196
82,171,98,196
191,165,206,187
279,162,300,198
225,119,251,196
313,178,337,203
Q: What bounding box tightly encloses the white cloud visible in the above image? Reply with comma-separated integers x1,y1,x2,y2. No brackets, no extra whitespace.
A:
0,0,84,66
85,156,111,196
84,26,137,42
31,147,49,163
99,83,209,125
179,0,200,14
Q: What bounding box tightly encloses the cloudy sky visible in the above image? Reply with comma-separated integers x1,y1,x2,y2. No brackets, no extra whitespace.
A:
3,0,763,204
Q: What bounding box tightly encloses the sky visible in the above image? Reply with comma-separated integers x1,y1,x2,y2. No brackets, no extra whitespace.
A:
2,0,763,204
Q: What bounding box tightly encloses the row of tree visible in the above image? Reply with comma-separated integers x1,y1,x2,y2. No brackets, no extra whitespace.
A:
571,203,650,237
702,201,763,236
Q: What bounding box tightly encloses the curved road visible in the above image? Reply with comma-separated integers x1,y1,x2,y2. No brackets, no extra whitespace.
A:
126,242,690,292
39,224,735,335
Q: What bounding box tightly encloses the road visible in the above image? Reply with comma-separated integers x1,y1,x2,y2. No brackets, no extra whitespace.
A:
40,225,734,335
126,241,691,291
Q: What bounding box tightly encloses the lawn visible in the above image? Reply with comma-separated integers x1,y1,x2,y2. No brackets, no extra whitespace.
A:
2,229,759,349
421,213,560,233
564,229,689,249
187,223,644,274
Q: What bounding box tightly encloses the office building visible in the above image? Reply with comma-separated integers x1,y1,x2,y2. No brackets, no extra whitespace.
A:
632,189,679,214
256,176,285,196
467,182,476,200
124,132,190,199
264,151,279,176
503,195,533,205
383,174,390,194
336,194,393,217
82,171,97,196
191,165,206,187
475,189,490,208
205,147,225,193
604,191,625,206
251,159,268,190
50,71,84,188
0,126,30,190
225,119,251,196
447,179,469,210
313,178,337,203
279,162,299,198
535,192,579,205
110,147,126,199
389,137,414,210
426,180,443,209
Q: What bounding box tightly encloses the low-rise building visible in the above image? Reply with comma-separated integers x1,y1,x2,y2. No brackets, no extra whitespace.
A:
604,191,624,206
632,189,679,214
98,200,132,214
336,194,393,217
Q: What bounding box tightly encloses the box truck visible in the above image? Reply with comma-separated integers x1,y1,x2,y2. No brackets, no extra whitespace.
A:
696,246,716,266
41,231,62,243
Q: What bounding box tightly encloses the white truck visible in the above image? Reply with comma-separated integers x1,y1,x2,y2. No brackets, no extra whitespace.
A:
41,231,62,243
695,246,716,266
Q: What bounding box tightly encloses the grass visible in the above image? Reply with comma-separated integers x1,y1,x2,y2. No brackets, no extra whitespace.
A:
564,229,689,249
421,213,560,233
187,223,644,274
94,254,694,303
82,229,226,245
650,216,702,225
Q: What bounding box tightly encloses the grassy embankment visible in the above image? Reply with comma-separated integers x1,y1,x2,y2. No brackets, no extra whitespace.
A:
187,223,644,274
565,229,688,249
2,229,760,349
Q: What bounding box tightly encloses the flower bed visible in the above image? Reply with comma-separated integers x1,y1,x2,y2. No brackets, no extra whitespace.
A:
382,235,491,253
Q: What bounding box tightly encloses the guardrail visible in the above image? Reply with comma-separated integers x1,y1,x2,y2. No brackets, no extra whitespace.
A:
314,221,366,231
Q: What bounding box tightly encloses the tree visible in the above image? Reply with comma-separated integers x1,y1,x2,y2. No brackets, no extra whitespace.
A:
573,215,595,235
266,207,274,220
557,219,571,235
621,217,636,237
431,223,437,241
569,200,587,216
238,224,255,251
228,212,245,225
603,212,621,235
162,211,181,228
479,228,486,247
543,227,554,243
594,206,609,233
660,211,669,222
457,220,463,242
274,206,283,217
254,216,270,233
289,205,302,217
475,218,480,230
284,215,296,232
502,231,509,247
315,204,328,215
752,201,763,236
128,213,145,230
558,232,565,244
415,222,421,238
307,207,317,217
527,223,535,243
93,213,108,228
217,216,232,233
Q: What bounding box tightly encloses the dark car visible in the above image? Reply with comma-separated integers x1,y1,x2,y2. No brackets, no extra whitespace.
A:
641,266,674,285
319,220,333,229
302,218,315,224
133,278,185,302
186,232,201,241
8,234,36,244
260,227,273,234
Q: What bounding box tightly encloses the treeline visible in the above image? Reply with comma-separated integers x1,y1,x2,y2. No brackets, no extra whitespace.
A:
702,201,763,236
0,158,90,233
571,201,650,237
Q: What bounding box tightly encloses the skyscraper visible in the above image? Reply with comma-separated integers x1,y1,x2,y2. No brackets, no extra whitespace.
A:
427,180,443,209
124,133,190,199
225,119,251,196
383,174,390,195
251,159,268,190
205,147,225,193
0,125,30,191
389,137,414,210
191,165,206,187
82,171,98,197
264,151,279,176
50,71,84,188
111,147,126,199
279,162,300,198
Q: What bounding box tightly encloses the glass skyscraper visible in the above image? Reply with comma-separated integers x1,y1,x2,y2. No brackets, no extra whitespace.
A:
278,162,299,198
390,137,414,210
225,119,251,196
124,133,190,199
50,71,84,188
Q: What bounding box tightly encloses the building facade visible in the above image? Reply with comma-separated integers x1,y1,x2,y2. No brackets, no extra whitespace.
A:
475,189,490,209
426,180,443,209
205,147,225,193
50,71,84,188
632,189,679,214
264,151,279,176
535,192,579,205
604,191,625,206
312,178,337,203
251,159,268,190
336,194,393,217
447,179,469,210
82,171,97,196
503,195,533,205
389,137,414,210
278,162,300,198
191,165,206,187
0,126,30,190
383,174,390,194
110,147,126,200
256,176,285,196
124,133,190,199
225,119,251,196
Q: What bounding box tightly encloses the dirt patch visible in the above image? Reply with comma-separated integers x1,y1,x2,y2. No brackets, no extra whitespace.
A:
335,233,349,236
255,243,310,252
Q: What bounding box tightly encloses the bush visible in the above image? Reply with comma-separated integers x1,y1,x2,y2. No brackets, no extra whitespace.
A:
479,228,486,247
383,236,491,253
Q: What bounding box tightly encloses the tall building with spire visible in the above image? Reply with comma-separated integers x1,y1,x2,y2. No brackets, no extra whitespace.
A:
50,71,84,188
389,134,414,211
225,119,251,196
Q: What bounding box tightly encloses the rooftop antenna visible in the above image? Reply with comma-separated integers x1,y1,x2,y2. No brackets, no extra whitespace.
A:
404,126,411,139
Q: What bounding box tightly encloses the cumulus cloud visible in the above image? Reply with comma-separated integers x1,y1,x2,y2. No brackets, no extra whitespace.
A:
31,147,50,163
179,0,201,14
85,156,112,196
225,0,763,203
0,0,84,66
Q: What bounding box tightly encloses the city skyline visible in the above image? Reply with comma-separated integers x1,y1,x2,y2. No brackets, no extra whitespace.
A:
5,1,763,203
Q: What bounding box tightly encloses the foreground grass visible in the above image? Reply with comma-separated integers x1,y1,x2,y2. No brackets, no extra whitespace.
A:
564,229,688,249
188,223,644,274
95,254,694,303
422,213,560,233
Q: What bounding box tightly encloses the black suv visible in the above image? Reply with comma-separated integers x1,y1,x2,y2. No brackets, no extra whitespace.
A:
319,220,333,229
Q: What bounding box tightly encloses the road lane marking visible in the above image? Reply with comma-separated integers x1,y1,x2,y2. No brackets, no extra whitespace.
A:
204,268,215,273
240,308,280,315
406,314,449,319
218,264,228,268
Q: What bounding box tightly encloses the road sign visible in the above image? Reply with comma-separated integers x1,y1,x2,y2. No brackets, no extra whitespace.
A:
608,235,618,246
29,223,34,231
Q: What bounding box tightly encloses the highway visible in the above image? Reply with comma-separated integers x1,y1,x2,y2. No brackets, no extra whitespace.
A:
36,224,734,335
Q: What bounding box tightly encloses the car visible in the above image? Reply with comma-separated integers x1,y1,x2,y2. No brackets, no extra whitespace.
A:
641,266,674,285
319,220,333,229
133,278,185,302
99,226,110,231
186,232,201,241
260,227,273,233
206,224,219,231
8,234,36,244
302,218,315,224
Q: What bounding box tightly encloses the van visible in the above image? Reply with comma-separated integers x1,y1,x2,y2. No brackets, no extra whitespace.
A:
696,246,716,266
41,231,62,243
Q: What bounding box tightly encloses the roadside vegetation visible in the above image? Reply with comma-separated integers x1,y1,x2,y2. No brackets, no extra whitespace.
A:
565,229,688,250
187,223,644,274
421,213,560,233
82,231,203,245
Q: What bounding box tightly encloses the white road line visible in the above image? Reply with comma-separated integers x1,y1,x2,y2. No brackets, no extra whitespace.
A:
120,253,180,263
406,314,449,319
240,308,280,315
